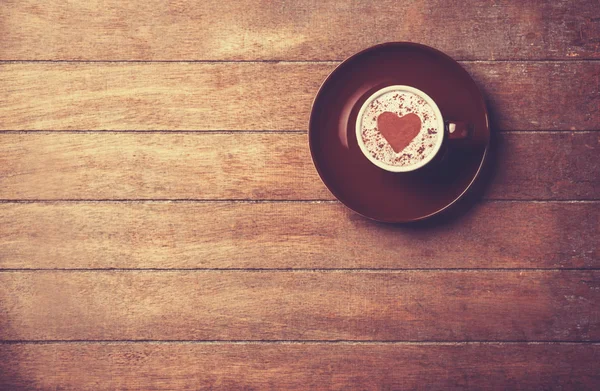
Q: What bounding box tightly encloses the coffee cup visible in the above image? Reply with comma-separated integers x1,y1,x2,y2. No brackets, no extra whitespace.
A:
355,85,469,173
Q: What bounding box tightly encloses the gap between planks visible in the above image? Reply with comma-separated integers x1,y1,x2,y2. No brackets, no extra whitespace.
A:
0,268,598,272
0,60,599,64
1,340,599,345
0,200,598,204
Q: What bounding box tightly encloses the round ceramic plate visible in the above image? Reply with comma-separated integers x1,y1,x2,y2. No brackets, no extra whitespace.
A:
308,42,490,223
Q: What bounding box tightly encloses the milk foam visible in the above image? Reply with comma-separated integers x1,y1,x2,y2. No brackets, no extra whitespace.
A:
360,90,441,167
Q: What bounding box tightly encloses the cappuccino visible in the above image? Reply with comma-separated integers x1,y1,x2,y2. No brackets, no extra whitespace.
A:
357,86,443,171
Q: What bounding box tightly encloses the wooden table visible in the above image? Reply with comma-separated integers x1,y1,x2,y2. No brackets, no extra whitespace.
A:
1,1,599,389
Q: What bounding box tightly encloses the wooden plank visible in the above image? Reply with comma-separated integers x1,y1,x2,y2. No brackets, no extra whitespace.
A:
0,133,327,200
463,62,600,132
0,202,598,270
1,0,598,61
0,271,597,341
0,132,598,200
492,132,600,200
1,343,598,390
0,63,328,131
0,62,597,131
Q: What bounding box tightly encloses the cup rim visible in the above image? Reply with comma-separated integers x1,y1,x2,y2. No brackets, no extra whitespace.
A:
355,85,445,173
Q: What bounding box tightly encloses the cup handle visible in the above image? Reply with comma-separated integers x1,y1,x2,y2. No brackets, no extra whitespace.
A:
445,121,471,140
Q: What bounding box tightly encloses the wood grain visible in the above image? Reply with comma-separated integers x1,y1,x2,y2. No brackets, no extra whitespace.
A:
1,0,599,61
0,62,598,131
0,271,598,341
0,132,598,200
2,1,599,389
492,132,600,200
0,202,598,270
1,343,599,390
0,133,323,200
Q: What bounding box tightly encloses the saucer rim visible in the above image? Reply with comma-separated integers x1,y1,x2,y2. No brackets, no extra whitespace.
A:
308,41,491,223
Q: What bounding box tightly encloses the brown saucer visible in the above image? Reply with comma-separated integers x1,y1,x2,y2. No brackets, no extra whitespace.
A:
308,42,490,223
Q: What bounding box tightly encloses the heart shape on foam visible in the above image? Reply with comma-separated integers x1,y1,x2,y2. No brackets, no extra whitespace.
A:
376,112,422,153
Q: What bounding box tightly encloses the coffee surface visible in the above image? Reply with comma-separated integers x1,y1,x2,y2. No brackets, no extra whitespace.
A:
360,90,441,167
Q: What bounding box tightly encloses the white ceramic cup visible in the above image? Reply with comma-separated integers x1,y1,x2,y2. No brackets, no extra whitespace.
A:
356,85,468,173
